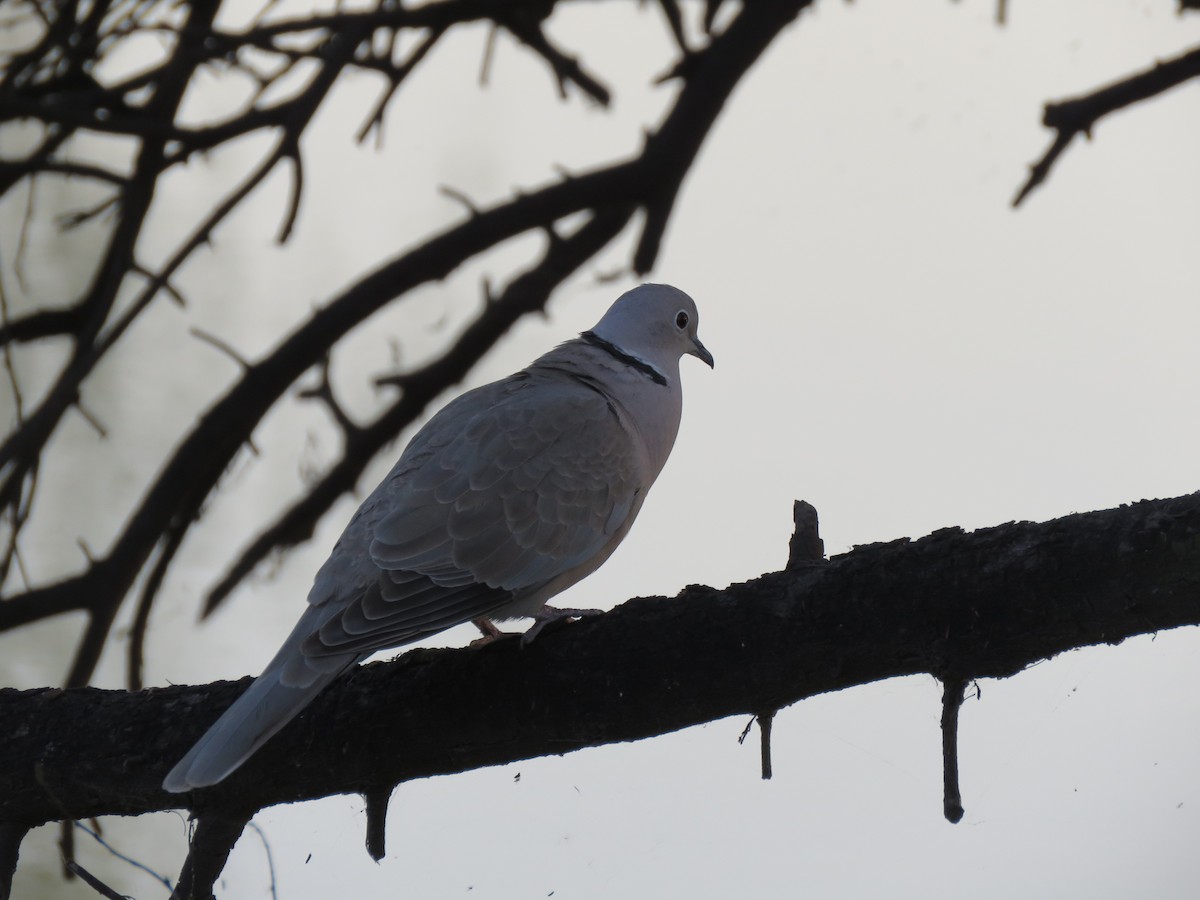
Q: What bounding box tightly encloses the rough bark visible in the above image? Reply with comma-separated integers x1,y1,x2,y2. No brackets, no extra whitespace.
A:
4,492,1199,830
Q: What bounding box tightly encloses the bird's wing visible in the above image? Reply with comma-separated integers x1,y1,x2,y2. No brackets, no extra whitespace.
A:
300,373,647,659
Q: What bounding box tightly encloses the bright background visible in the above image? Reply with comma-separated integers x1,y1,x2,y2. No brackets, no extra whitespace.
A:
6,1,1200,897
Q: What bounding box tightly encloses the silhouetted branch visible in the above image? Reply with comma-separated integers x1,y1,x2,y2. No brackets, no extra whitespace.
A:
0,821,25,900
0,304,88,347
498,7,612,105
0,1,222,600
64,860,126,900
940,677,968,823
5,492,1200,854
362,790,391,862
171,811,250,900
757,710,775,780
1015,43,1200,206
360,25,447,145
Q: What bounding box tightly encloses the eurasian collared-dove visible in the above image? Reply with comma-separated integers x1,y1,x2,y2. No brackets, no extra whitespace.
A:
162,283,712,792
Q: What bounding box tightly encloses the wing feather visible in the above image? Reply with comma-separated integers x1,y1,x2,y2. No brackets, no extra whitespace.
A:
300,371,648,660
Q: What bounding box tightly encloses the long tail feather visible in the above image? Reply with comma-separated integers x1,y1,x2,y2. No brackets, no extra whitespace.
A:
162,607,357,793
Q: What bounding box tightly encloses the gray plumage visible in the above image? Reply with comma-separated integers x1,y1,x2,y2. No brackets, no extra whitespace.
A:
162,283,713,792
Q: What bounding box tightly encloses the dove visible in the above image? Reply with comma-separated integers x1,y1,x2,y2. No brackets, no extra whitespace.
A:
162,283,713,792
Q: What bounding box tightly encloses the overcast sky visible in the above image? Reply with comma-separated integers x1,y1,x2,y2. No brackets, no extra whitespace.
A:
8,1,1200,897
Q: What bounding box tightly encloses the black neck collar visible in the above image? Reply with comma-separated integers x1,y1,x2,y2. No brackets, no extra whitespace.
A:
580,331,668,386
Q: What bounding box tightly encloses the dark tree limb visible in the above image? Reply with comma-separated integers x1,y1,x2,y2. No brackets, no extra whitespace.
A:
940,677,968,824
362,790,392,863
0,305,90,348
171,812,251,900
757,710,776,781
63,861,126,900
0,821,26,900
1014,43,1200,206
4,492,1200,830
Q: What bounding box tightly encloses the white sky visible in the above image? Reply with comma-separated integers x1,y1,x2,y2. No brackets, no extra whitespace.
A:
7,1,1200,897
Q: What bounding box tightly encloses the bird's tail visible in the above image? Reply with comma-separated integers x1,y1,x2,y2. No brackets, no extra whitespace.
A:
162,617,356,793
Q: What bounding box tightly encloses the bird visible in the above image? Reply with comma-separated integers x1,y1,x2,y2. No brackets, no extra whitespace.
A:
162,283,713,792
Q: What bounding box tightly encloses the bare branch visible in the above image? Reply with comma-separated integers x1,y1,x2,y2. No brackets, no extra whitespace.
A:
438,183,480,216
0,1,225,604
64,860,128,900
657,0,689,55
296,354,360,437
56,194,120,230
499,9,612,106
72,400,107,438
6,492,1200,827
1014,43,1200,206
277,140,303,243
356,25,444,145
189,328,251,371
171,812,250,900
0,159,127,188
940,677,967,823
0,820,27,900
363,790,391,862
127,525,188,692
0,575,89,630
0,304,89,347
757,710,775,780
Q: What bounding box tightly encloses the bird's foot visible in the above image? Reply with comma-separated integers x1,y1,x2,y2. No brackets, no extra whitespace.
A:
470,617,519,647
520,605,605,646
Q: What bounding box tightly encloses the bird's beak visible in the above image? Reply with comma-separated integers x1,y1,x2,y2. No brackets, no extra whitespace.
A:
689,336,714,368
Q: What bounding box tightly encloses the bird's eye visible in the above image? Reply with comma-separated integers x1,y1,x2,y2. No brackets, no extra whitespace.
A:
675,310,689,330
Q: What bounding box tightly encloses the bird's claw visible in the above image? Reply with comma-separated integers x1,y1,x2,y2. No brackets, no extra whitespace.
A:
520,606,605,646
470,616,517,647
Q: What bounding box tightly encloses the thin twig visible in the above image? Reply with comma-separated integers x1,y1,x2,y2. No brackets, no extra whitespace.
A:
127,524,188,691
356,25,444,145
189,327,251,370
500,13,611,106
73,820,173,893
63,861,127,900
246,823,279,900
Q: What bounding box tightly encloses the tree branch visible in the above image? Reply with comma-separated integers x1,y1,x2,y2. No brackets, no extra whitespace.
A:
0,821,25,900
940,677,968,823
171,811,250,900
1014,43,1200,206
4,491,1200,830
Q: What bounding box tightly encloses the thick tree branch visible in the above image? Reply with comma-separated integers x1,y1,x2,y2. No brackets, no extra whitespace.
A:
3,492,1200,831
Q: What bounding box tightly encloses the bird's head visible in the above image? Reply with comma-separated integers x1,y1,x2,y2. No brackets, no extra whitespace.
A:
591,283,714,372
